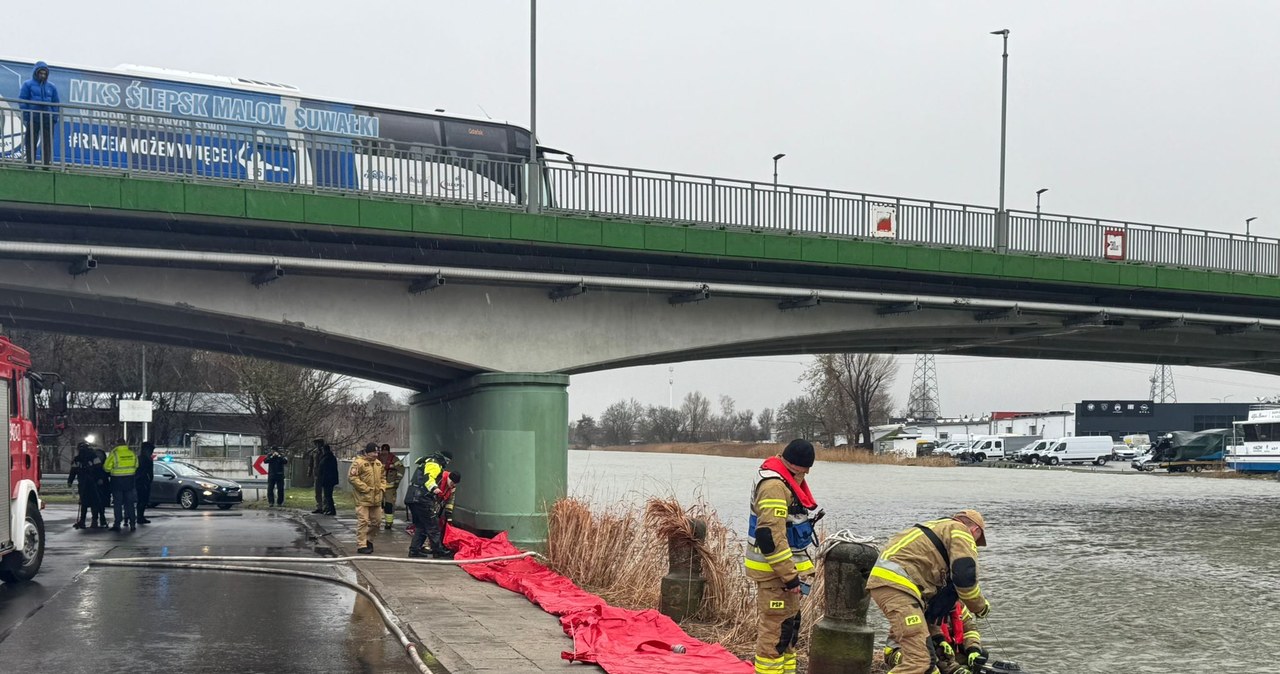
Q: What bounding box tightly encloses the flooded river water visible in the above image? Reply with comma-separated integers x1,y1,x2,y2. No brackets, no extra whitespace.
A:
569,450,1280,674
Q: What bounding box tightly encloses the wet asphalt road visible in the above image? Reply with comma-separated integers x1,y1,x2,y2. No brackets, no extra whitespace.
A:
0,504,418,674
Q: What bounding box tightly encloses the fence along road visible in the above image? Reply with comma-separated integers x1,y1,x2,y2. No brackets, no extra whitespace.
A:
2,97,1274,276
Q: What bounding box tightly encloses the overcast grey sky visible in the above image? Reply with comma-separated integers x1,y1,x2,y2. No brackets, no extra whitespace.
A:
12,1,1280,419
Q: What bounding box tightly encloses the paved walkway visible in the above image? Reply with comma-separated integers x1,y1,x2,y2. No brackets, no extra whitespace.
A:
302,511,592,673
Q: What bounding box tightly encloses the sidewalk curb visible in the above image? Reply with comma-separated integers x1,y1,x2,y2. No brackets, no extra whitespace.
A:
286,509,459,674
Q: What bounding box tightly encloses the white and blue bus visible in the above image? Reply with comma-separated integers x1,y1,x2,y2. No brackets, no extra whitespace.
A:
0,57,545,204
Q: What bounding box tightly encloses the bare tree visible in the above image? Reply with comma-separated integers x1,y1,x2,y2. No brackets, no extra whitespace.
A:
600,399,645,446
680,391,712,442
775,394,826,442
809,353,898,448
641,406,684,443
757,407,775,441
217,355,389,455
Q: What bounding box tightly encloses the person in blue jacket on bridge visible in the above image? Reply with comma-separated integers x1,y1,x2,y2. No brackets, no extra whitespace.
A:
18,61,60,166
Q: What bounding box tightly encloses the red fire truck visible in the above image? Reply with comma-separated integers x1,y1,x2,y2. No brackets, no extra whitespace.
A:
1,335,60,583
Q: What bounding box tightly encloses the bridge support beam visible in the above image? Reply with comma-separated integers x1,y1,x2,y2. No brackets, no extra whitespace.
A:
409,373,569,549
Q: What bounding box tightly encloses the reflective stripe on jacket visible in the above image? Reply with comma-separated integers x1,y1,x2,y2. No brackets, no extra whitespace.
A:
866,518,986,615
744,469,815,584
104,445,138,477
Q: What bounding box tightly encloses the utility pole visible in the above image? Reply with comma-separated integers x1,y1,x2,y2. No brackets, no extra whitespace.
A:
141,345,148,442
991,29,1010,252
669,366,682,409
526,0,541,214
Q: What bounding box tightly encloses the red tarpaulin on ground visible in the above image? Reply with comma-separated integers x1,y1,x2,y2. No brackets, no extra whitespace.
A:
445,527,753,674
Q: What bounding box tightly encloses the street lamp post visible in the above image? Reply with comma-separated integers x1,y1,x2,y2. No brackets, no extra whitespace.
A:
772,153,786,227
1246,217,1257,273
992,29,1010,252
526,0,540,214
1035,187,1048,250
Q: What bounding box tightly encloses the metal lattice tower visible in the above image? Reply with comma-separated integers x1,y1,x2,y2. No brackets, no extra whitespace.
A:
907,354,942,419
1149,365,1177,403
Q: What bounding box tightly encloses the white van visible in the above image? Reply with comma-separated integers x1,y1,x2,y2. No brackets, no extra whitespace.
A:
1042,436,1115,466
1016,438,1057,463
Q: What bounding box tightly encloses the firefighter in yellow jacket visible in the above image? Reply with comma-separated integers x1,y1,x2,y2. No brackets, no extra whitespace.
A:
349,443,386,554
745,439,824,674
868,510,992,674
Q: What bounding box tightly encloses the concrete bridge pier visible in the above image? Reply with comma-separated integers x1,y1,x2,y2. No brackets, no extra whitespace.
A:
409,373,569,549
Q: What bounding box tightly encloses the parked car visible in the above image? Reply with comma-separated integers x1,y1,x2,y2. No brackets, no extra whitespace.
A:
150,461,244,510
1131,451,1156,472
1111,444,1138,460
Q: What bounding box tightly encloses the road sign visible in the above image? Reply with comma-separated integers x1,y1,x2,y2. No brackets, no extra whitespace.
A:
1104,229,1126,260
119,399,153,423
871,204,897,238
252,455,267,475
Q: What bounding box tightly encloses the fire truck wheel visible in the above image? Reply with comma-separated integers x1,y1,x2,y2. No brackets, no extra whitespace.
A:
0,500,45,583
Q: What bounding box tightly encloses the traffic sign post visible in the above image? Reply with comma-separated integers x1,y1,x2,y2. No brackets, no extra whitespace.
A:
1104,229,1127,260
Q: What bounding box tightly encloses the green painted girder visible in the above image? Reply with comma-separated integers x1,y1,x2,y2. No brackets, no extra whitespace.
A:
1,166,1276,299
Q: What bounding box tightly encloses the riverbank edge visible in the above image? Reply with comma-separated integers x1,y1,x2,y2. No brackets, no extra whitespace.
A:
576,442,956,467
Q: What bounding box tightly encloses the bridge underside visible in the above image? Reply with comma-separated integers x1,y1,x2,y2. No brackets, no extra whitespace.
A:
1,261,1277,381
5,202,1280,544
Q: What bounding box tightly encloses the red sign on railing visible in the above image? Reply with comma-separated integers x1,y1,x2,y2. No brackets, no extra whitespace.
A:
1104,229,1126,260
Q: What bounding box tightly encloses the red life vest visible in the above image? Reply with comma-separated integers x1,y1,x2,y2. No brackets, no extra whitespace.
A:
939,603,965,649
438,470,455,502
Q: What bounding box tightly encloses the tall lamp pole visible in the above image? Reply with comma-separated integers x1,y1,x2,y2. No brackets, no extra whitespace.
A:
1246,216,1258,272
526,0,540,213
991,29,1010,251
1034,188,1048,250
772,153,786,227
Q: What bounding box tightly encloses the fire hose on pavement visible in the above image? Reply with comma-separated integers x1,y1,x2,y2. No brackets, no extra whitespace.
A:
90,553,543,674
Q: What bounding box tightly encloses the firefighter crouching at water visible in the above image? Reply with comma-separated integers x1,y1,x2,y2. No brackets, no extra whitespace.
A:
885,600,987,674
349,443,386,554
870,510,992,674
745,439,824,674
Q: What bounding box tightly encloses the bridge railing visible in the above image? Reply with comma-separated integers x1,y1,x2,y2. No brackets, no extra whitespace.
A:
0,98,528,208
0,98,1275,276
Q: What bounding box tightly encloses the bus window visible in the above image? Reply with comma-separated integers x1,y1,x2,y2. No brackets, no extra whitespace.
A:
376,111,442,152
441,121,509,155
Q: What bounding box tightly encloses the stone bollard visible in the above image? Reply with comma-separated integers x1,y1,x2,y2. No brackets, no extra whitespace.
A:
808,540,880,674
659,518,707,621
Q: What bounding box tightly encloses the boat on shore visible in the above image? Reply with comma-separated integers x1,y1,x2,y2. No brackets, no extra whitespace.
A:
1228,406,1280,473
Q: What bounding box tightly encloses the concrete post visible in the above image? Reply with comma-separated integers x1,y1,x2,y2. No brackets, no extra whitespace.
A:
659,517,707,621
808,540,880,674
409,373,568,549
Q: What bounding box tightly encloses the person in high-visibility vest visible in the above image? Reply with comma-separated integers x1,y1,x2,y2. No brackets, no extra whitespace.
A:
103,438,139,532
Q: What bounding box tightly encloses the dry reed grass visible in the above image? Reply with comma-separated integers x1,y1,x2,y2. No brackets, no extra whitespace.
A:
545,493,847,662
587,442,956,468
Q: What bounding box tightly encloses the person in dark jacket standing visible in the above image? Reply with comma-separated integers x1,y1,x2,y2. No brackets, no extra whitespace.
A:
309,438,326,514
265,447,289,507
67,442,105,529
18,61,60,166
135,441,155,525
316,444,339,515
